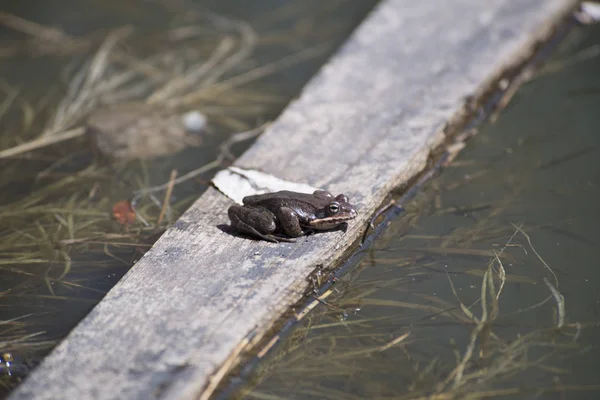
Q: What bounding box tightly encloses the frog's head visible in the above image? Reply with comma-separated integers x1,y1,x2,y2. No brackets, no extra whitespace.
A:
310,194,358,230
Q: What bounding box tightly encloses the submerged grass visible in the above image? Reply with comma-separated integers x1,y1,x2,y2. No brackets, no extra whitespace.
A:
235,225,597,399
0,0,352,161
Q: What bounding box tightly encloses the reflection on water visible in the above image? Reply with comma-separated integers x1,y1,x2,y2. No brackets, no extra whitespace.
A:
0,0,378,395
233,22,600,400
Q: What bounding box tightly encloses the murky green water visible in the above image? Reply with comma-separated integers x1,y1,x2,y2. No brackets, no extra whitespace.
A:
0,0,378,395
229,21,600,400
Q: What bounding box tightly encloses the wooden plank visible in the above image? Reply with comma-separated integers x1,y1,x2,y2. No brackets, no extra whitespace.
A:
10,1,577,399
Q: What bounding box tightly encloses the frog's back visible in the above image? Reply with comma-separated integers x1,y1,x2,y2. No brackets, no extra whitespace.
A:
242,191,317,207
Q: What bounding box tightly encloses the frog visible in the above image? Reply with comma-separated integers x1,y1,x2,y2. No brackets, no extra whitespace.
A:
227,190,358,243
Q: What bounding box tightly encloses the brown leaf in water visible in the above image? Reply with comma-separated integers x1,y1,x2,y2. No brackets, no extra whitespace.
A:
112,200,135,225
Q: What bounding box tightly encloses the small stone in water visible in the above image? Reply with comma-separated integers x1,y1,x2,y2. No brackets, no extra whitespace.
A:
182,111,207,133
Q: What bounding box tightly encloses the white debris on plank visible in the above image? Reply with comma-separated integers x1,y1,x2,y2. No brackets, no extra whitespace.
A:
212,166,319,204
575,2,600,23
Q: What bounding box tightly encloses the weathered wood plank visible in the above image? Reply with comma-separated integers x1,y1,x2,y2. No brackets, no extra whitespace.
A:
10,1,577,399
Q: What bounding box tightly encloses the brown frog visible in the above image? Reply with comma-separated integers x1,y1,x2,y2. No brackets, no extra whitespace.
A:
228,190,358,242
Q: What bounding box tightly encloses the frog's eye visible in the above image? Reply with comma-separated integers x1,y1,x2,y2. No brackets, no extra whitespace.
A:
329,203,340,214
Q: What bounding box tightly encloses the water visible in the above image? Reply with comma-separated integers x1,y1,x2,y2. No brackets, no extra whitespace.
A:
229,21,600,400
0,0,378,395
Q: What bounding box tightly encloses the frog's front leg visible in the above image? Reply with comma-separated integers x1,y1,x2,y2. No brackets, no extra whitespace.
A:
275,207,306,238
228,205,287,243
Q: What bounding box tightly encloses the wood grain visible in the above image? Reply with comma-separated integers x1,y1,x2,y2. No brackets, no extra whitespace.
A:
10,0,577,399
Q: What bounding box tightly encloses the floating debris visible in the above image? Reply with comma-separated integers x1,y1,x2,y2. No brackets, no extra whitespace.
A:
111,200,136,225
87,104,202,160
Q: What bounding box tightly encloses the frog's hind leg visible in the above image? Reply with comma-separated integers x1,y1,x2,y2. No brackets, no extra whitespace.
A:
228,205,288,243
